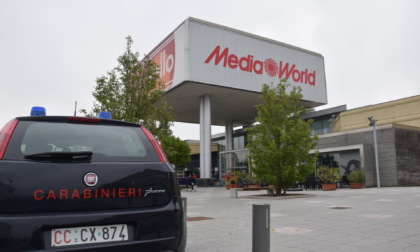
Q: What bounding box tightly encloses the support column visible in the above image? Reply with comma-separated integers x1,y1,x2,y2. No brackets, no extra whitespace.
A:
200,94,212,179
225,120,234,175
225,120,234,151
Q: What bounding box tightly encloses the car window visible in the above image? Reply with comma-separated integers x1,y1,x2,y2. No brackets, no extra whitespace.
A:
4,121,160,162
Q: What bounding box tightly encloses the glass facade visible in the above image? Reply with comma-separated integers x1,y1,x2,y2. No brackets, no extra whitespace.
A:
233,135,245,149
316,150,361,176
214,121,334,177
219,149,249,176
214,133,249,176
310,118,332,136
317,153,339,169
215,139,226,152
213,135,246,152
193,106,351,182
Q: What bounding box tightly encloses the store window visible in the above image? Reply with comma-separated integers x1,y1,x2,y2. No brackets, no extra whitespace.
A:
317,153,339,169
233,135,245,149
215,139,226,152
311,118,331,135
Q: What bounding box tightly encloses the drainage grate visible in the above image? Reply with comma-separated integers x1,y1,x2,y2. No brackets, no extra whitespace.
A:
187,216,214,222
330,206,351,210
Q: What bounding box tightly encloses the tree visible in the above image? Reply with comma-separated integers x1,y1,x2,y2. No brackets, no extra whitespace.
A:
161,136,191,169
246,80,318,195
82,36,174,140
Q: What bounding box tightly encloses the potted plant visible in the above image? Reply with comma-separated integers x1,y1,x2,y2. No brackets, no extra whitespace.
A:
348,169,364,189
232,171,247,188
316,166,340,191
245,175,261,188
224,174,237,190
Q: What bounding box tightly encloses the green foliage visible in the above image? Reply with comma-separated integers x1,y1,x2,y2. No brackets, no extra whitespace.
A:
348,168,364,183
316,166,340,184
232,171,248,180
82,36,174,140
244,175,260,185
246,80,318,195
160,136,191,168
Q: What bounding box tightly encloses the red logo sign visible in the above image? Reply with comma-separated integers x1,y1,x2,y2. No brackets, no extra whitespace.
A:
150,33,175,89
33,188,142,200
84,172,98,187
204,45,316,85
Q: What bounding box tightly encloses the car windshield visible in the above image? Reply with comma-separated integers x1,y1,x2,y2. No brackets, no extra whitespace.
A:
4,121,159,162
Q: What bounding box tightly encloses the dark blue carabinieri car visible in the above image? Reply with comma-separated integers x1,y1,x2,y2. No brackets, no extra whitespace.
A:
0,107,186,251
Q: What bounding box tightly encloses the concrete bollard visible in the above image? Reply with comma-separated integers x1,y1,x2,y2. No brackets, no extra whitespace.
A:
252,204,270,252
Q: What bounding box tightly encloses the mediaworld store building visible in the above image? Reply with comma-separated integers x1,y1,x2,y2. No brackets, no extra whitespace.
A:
149,18,420,187
187,95,420,188
147,17,327,180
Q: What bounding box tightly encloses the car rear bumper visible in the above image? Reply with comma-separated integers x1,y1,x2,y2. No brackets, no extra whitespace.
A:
0,199,186,252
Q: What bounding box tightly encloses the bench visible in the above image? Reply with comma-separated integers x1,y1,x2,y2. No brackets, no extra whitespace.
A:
230,187,275,198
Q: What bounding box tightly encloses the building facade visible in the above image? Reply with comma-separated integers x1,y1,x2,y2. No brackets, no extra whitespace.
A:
187,95,420,187
148,17,327,179
316,95,420,187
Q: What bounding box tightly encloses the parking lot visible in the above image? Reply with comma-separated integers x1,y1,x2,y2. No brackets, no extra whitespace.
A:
182,186,420,252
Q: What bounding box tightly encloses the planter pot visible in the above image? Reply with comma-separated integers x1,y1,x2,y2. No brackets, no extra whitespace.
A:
226,184,237,190
349,182,363,189
248,185,260,188
321,184,337,191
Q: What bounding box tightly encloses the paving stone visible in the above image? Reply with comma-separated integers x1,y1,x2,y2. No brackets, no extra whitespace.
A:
183,186,420,251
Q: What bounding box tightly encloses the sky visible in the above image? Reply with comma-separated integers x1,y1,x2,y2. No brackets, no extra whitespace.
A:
1,0,419,140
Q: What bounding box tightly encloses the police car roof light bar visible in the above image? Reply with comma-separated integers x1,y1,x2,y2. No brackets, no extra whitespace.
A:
30,107,46,116
98,111,112,119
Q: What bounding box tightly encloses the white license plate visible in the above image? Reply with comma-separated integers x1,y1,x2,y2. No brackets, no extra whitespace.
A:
51,224,128,247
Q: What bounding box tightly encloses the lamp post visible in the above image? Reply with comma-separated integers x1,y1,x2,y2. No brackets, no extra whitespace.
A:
368,116,380,188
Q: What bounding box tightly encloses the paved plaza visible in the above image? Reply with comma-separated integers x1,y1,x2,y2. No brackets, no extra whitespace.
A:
182,186,420,252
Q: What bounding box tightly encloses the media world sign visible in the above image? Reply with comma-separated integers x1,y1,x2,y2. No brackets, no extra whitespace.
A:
204,45,316,86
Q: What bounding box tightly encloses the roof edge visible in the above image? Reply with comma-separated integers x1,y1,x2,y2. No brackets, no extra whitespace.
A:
187,17,324,58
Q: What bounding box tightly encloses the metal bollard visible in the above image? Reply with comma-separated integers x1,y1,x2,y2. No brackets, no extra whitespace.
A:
252,204,270,252
181,197,187,217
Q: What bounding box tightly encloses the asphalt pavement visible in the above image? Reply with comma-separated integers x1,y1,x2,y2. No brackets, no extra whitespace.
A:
181,186,420,252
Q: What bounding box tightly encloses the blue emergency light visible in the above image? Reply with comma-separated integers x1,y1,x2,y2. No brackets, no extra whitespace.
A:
98,111,112,119
30,106,46,116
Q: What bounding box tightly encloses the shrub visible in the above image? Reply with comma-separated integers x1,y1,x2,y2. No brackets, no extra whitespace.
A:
348,169,364,183
316,166,340,184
